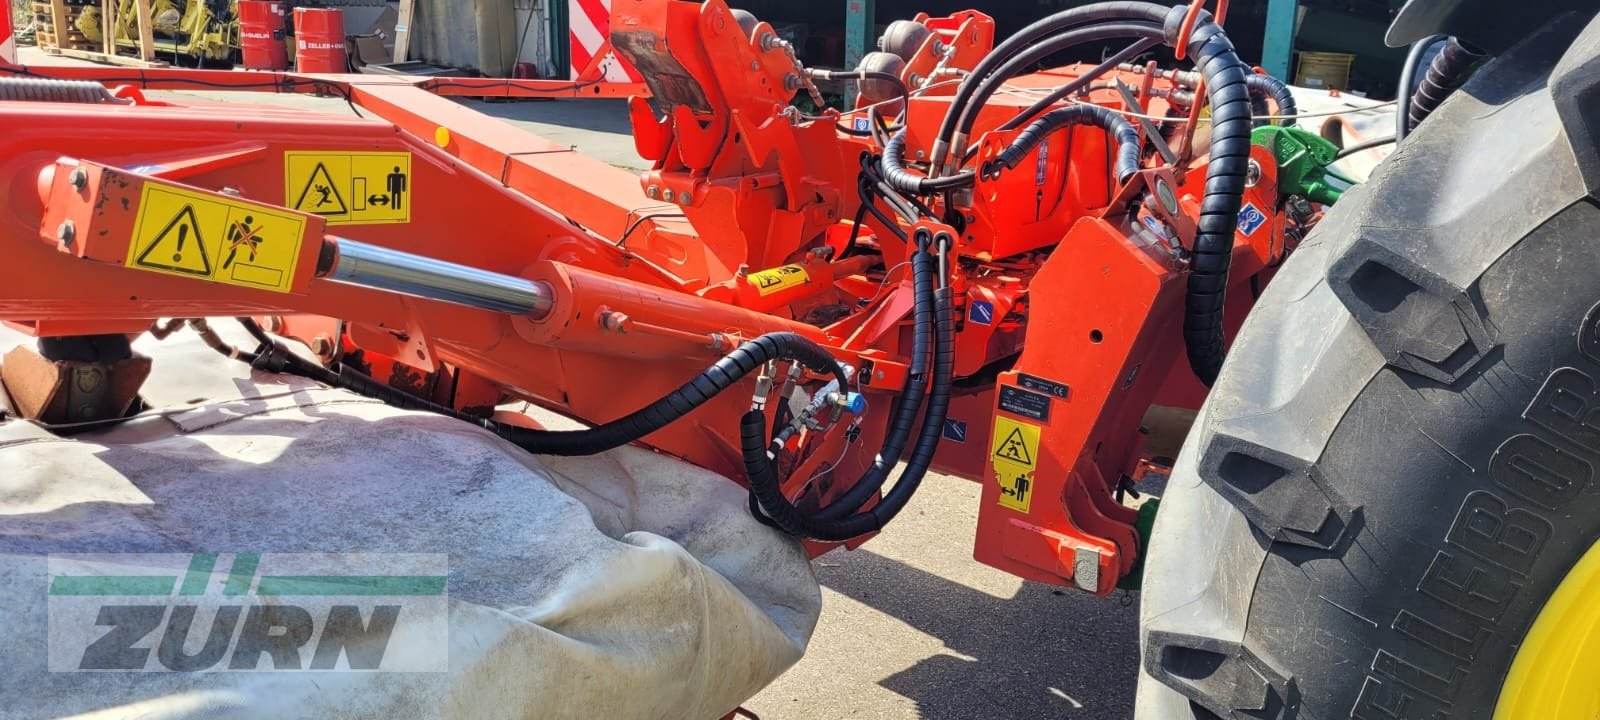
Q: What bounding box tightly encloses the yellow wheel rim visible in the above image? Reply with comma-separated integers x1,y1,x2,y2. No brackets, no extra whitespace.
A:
1494,539,1600,719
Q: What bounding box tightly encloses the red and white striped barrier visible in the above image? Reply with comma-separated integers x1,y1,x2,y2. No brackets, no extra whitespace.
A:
1,9,17,66
568,0,643,84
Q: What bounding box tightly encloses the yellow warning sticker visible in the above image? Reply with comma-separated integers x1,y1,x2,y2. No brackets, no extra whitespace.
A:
991,417,1040,470
285,151,411,225
991,417,1042,513
125,184,307,293
749,264,810,296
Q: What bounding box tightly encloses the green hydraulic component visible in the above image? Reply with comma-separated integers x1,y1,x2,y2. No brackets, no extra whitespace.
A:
1252,124,1349,205
1117,497,1160,592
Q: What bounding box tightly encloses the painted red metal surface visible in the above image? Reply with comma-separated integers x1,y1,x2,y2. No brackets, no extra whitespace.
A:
0,0,1308,596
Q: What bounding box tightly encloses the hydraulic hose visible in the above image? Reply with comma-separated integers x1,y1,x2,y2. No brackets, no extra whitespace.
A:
247,318,849,459
810,68,911,118
989,104,1142,184
1395,34,1444,142
747,233,934,530
880,130,977,194
996,37,1161,133
929,1,1178,174
948,22,1165,162
1173,14,1255,386
1407,37,1484,133
499,333,845,455
745,238,955,541
1243,73,1296,126
810,237,938,521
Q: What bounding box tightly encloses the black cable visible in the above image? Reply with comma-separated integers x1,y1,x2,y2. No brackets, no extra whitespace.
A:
1395,34,1443,142
987,104,1142,183
929,1,1178,171
1333,135,1397,160
1242,73,1296,127
949,22,1165,158
744,231,954,541
615,210,688,248
840,201,869,259
996,36,1161,133
1174,14,1255,387
191,319,260,364
246,317,849,459
880,130,976,194
1407,37,1484,132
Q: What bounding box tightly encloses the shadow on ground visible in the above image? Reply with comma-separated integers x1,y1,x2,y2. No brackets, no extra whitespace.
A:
814,548,1139,719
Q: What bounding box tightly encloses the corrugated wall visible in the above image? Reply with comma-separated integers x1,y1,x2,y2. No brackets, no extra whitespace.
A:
410,0,551,76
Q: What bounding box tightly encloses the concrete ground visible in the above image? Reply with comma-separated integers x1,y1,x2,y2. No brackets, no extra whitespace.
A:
10,47,1142,719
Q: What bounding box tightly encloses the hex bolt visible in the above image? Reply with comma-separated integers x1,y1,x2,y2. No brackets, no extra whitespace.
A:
310,336,333,358
1245,160,1262,188
783,73,801,92
599,310,630,333
68,167,88,191
57,221,76,247
646,185,660,199
678,190,693,205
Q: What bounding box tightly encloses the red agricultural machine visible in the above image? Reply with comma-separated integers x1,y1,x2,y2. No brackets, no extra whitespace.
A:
5,0,1600,717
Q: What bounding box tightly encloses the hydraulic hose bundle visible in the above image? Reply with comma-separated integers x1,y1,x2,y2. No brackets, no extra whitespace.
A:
877,2,1254,386
214,2,1260,545
744,230,956,541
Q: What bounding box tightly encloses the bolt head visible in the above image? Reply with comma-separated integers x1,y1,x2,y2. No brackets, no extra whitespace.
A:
68,167,89,190
56,221,76,246
646,185,660,199
678,190,693,205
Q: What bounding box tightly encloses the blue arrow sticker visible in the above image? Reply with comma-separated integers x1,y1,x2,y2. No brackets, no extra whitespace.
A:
1237,202,1268,237
943,419,968,443
969,300,995,326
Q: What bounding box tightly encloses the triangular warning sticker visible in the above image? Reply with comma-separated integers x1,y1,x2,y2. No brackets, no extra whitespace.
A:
134,204,212,276
994,427,1034,466
292,162,348,215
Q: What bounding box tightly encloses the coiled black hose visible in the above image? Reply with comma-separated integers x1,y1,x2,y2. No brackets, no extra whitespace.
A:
811,238,938,521
744,236,955,541
1395,34,1443,142
1173,14,1254,386
1243,73,1296,126
1407,37,1484,132
880,130,977,194
989,104,1142,183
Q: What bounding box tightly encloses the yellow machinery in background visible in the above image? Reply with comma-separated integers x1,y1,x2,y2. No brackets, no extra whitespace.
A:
75,0,237,65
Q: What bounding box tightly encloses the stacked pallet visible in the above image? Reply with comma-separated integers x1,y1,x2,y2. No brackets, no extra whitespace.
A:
32,0,97,53
31,0,165,67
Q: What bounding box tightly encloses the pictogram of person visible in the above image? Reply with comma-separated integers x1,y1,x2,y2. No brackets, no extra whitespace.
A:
387,167,407,210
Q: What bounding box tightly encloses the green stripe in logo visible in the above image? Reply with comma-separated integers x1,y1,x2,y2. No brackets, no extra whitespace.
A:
49,576,177,596
255,575,448,596
179,553,218,596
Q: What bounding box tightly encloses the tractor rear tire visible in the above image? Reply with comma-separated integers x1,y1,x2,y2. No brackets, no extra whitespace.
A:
1137,12,1600,720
